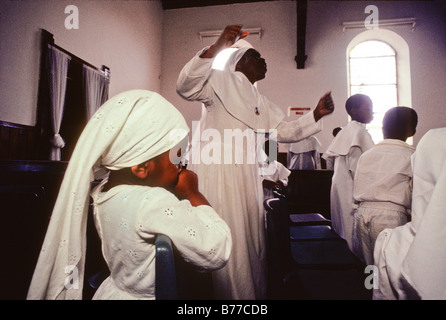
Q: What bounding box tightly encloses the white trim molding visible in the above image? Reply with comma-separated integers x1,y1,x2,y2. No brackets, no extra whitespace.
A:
198,27,262,40
342,18,417,32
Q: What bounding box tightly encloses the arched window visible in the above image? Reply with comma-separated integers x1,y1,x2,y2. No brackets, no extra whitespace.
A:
349,40,397,142
347,29,412,143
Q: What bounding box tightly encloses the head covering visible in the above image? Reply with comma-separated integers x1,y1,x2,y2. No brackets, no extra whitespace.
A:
401,127,446,299
224,46,251,72
208,41,284,132
27,90,189,299
322,121,374,158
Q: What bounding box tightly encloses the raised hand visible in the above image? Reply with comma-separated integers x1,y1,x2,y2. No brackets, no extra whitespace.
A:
172,169,211,206
200,24,250,58
313,91,335,122
215,24,249,48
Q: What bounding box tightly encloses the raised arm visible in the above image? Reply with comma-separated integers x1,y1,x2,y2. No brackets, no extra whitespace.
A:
137,188,232,271
275,92,335,143
176,24,249,103
200,24,250,59
313,91,334,122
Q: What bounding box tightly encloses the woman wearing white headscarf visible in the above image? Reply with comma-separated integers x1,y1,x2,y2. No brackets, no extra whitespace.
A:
176,25,334,299
27,90,232,300
373,127,446,300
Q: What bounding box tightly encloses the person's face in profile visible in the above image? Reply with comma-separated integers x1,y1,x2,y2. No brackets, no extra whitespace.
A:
353,100,374,124
236,49,267,83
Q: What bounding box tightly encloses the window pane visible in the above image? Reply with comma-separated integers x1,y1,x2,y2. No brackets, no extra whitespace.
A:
350,56,396,85
350,40,395,58
351,85,398,112
351,84,398,143
349,40,400,144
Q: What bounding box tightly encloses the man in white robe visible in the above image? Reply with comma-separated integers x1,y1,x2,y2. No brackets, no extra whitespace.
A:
373,127,446,300
322,94,374,251
176,24,334,299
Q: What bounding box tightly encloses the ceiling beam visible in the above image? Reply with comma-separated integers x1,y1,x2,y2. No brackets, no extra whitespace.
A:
295,0,307,69
161,0,270,10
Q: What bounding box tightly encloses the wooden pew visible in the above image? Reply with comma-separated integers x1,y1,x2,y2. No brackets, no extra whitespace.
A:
0,160,67,299
285,169,333,220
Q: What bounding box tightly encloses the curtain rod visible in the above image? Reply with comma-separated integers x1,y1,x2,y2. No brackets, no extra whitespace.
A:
42,29,110,77
342,17,417,32
198,27,262,40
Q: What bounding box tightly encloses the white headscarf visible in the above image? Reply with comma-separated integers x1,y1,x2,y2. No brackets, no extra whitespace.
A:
27,90,189,299
208,43,284,131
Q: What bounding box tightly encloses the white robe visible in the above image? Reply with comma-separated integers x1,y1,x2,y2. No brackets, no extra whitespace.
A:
259,159,291,201
286,135,322,170
90,182,232,300
176,48,322,299
352,139,415,265
322,121,374,250
373,127,446,300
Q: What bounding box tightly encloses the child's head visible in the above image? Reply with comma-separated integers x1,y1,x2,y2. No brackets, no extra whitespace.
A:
382,106,418,141
95,90,190,191
129,138,187,191
345,94,373,124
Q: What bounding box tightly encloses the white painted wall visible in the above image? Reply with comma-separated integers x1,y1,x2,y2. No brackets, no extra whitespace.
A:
0,0,163,126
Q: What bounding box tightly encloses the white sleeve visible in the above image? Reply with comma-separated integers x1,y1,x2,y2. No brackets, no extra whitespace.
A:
176,47,215,105
273,111,322,143
136,188,232,271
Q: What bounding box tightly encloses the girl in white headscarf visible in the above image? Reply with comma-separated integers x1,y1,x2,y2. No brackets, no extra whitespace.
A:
177,25,334,299
27,90,232,300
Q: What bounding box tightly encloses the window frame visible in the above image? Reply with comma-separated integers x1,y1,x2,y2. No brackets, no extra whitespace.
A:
346,29,412,144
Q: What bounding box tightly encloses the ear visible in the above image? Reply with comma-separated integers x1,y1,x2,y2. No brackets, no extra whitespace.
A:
130,161,152,179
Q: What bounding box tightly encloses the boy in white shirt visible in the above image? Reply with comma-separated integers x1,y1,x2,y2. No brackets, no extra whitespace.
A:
352,106,418,265
322,94,375,251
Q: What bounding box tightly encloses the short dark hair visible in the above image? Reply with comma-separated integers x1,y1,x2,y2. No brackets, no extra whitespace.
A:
382,106,418,139
345,94,372,115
